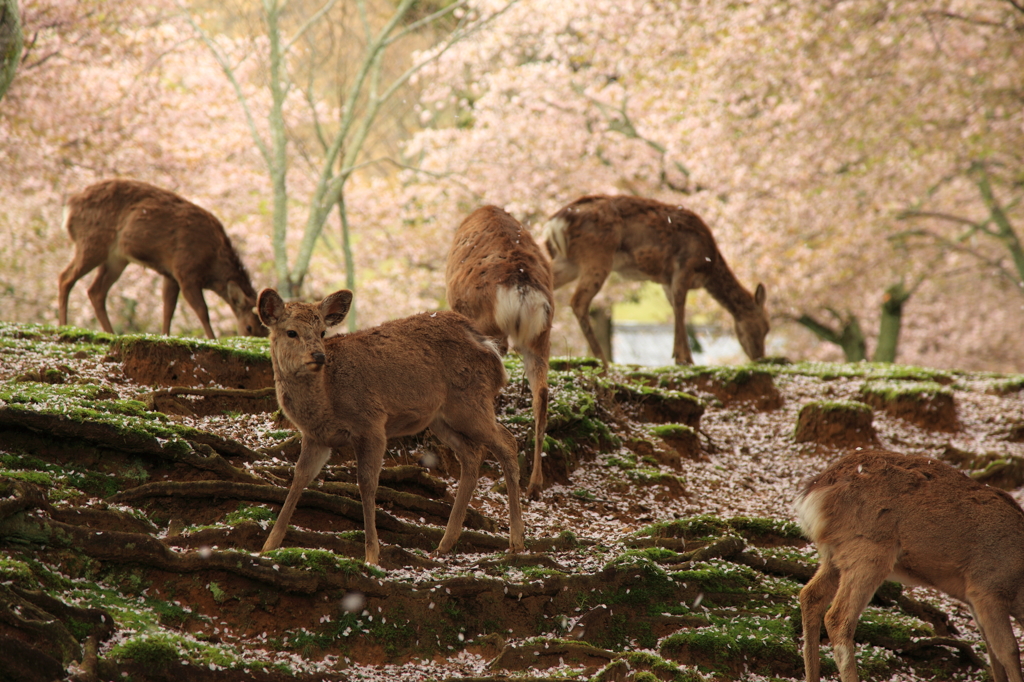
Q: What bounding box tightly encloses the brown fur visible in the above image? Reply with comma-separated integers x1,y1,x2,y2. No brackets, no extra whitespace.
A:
257,287,525,565
57,179,264,339
541,195,768,366
796,450,1024,682
446,206,554,500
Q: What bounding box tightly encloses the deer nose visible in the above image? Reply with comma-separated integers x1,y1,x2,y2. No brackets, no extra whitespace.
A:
312,352,326,365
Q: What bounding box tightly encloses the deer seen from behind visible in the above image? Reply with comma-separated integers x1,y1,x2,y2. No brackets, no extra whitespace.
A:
446,206,554,500
542,195,768,368
58,179,264,339
256,287,525,565
797,450,1024,682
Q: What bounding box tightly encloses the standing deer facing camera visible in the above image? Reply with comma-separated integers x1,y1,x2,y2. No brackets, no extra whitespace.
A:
256,287,525,565
446,206,554,500
542,195,768,367
797,450,1024,682
57,179,264,338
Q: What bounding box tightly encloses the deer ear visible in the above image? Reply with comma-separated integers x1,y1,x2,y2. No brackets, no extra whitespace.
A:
257,288,287,326
321,290,353,328
754,283,767,307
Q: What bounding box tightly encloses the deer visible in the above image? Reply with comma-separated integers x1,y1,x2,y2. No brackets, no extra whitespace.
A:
541,195,768,368
57,179,265,339
255,287,525,565
796,450,1024,682
445,206,554,500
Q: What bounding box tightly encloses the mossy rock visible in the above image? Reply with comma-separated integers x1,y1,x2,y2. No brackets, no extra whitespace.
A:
111,335,273,389
656,367,783,411
858,381,959,431
650,423,704,465
794,400,878,447
612,384,704,427
987,375,1024,395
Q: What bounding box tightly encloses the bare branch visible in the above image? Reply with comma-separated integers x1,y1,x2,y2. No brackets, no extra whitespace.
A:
283,0,343,53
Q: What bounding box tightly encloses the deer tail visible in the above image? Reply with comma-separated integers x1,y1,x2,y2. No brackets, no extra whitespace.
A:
495,284,551,354
540,215,569,260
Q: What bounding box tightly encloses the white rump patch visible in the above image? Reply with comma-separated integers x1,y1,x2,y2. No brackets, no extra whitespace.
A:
495,284,551,352
794,487,828,544
540,216,569,258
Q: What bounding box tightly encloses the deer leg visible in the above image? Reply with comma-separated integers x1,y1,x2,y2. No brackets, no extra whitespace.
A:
521,338,549,501
85,260,128,334
968,600,1022,682
823,544,895,682
178,283,216,339
261,439,332,554
569,266,612,369
354,433,386,566
58,255,96,327
487,423,525,553
436,438,480,555
800,554,840,682
430,417,524,555
665,270,697,365
161,276,180,336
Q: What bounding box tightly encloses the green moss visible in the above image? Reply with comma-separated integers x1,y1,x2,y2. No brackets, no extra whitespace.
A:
263,547,385,578
112,333,270,367
110,631,257,671
651,423,696,438
860,380,951,402
726,516,804,541
635,515,731,542
0,469,53,485
615,651,709,682
660,612,801,677
799,399,872,415
613,547,685,564
548,356,603,371
571,488,597,501
627,468,684,488
774,361,954,383
109,632,179,669
208,582,228,603
669,561,760,594
223,504,276,526
990,375,1024,394
0,556,34,584
855,606,932,645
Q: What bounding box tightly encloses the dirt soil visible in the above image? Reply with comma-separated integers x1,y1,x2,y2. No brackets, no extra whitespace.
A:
1,324,1023,682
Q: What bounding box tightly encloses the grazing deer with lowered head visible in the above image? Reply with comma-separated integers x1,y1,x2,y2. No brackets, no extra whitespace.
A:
796,450,1024,682
256,287,525,565
446,206,554,500
542,195,768,367
57,179,264,339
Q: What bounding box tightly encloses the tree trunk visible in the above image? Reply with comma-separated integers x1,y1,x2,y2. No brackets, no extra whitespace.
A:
337,193,357,331
874,281,910,363
796,311,867,362
0,0,22,102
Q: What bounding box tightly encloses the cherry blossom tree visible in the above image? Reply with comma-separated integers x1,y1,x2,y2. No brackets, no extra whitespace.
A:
400,0,1024,369
0,0,270,335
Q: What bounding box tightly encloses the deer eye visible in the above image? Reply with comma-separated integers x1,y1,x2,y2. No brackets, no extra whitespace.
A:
320,331,325,338
287,330,298,338
246,325,253,333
